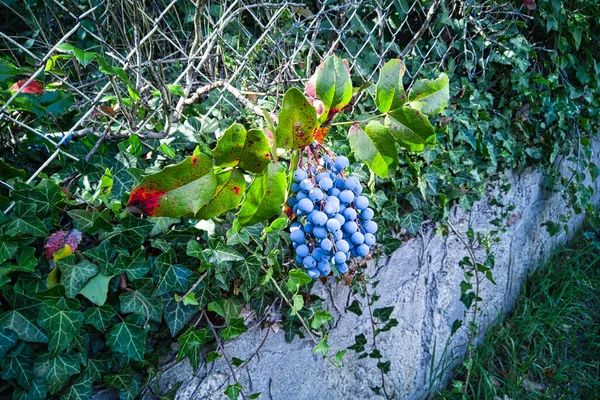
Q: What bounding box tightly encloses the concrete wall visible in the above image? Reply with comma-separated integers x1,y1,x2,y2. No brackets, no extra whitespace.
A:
156,145,600,400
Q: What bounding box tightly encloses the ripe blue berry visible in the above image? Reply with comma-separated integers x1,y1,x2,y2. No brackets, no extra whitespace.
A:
290,229,305,243
334,156,349,170
293,169,307,182
354,196,369,210
360,208,374,220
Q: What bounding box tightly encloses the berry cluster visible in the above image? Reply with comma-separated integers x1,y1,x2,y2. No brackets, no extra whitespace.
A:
287,154,377,279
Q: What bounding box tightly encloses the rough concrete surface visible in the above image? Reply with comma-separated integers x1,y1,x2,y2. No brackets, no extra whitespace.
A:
156,145,600,400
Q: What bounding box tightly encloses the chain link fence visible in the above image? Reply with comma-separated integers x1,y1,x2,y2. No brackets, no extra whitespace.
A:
0,0,529,191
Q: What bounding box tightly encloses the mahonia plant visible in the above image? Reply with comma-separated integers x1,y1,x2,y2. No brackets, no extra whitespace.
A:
0,55,448,400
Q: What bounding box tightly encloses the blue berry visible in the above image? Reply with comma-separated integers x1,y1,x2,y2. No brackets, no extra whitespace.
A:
361,208,374,220
300,179,314,193
297,198,314,213
335,240,350,253
364,233,376,246
303,256,316,269
320,238,333,251
333,214,345,225
318,261,331,276
351,231,364,245
364,221,378,234
319,177,333,191
356,244,369,257
339,190,354,204
290,229,305,243
328,187,340,197
354,196,369,210
335,156,349,170
336,262,349,274
287,196,298,207
344,177,360,191
309,188,324,202
313,226,327,239
307,268,320,279
334,252,347,264
296,244,309,257
293,169,307,182
342,207,357,221
343,221,358,233
291,182,301,193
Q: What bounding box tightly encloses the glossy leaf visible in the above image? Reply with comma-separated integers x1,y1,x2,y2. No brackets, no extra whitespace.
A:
313,56,352,121
106,322,146,361
233,255,261,287
60,259,98,298
83,305,115,332
239,129,271,173
220,317,247,340
375,59,407,113
195,169,246,220
1,354,33,389
386,107,436,152
34,353,81,394
286,269,311,293
208,298,242,324
162,296,196,337
348,122,399,178
213,123,246,167
237,163,286,226
0,310,48,343
406,73,449,117
177,327,208,371
276,88,318,149
127,154,217,218
120,291,162,322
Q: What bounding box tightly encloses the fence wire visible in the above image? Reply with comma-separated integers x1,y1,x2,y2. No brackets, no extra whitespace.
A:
0,0,530,192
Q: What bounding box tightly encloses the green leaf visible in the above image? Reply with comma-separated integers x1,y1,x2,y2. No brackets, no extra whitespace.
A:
60,260,98,298
34,352,81,394
120,291,162,322
162,296,196,337
40,90,75,116
195,169,246,220
312,335,329,356
239,129,271,173
127,154,218,218
213,123,246,168
60,374,92,400
348,122,399,178
233,255,261,287
0,310,48,343
83,305,115,332
82,240,115,274
208,298,242,324
290,294,304,316
375,59,407,113
0,329,18,359
314,56,352,121
167,84,185,96
311,310,332,330
177,327,208,371
152,250,192,296
225,383,242,400
1,354,33,389
220,317,247,340
386,107,436,152
112,249,149,280
11,180,64,216
398,210,424,235
276,88,318,149
106,322,147,361
208,238,245,265
286,269,312,293
78,273,115,306
37,301,84,356
0,241,18,265
237,163,286,226
406,73,449,117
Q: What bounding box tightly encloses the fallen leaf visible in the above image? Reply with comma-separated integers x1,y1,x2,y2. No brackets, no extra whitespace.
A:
10,79,44,94
45,229,83,259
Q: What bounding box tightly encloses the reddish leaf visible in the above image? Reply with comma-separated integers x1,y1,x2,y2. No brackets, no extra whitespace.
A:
523,0,536,10
127,154,218,218
45,229,82,259
10,79,43,94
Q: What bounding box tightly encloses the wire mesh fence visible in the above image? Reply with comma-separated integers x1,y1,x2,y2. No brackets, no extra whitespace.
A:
0,0,530,192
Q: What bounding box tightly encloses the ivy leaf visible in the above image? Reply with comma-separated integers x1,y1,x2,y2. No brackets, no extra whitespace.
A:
0,329,18,359
33,352,81,394
386,107,436,152
375,59,407,113
310,310,332,330
112,248,148,280
83,305,115,332
348,122,399,178
37,300,84,356
177,327,208,371
0,310,48,343
226,220,250,246
213,123,246,167
120,291,162,322
208,298,242,324
162,296,196,337
152,250,192,297
208,238,244,265
237,163,286,226
406,73,450,116
11,180,64,216
238,129,271,173
286,269,311,293
225,383,242,400
220,317,247,340
104,369,142,400
106,322,147,361
60,260,98,298
194,169,246,220
127,154,217,218
59,374,92,400
5,212,49,237
78,273,115,306
233,255,261,287
312,335,329,356
313,56,352,122
0,241,18,265
275,88,317,149
1,354,33,389
398,210,424,235
82,240,115,274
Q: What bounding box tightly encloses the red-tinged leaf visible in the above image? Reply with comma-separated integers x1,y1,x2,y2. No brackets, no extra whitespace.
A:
213,123,246,168
10,79,43,94
127,154,217,218
312,56,352,123
523,0,536,10
92,105,116,117
276,88,318,149
195,169,246,220
45,230,82,259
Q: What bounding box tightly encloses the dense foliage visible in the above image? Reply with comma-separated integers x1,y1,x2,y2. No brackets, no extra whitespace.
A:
0,0,598,399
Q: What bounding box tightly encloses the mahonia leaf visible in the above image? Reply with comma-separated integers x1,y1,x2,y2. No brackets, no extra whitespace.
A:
311,56,352,122
406,73,449,117
194,169,246,220
237,163,286,226
127,153,217,218
276,88,318,149
213,123,246,167
375,59,407,113
348,122,399,178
